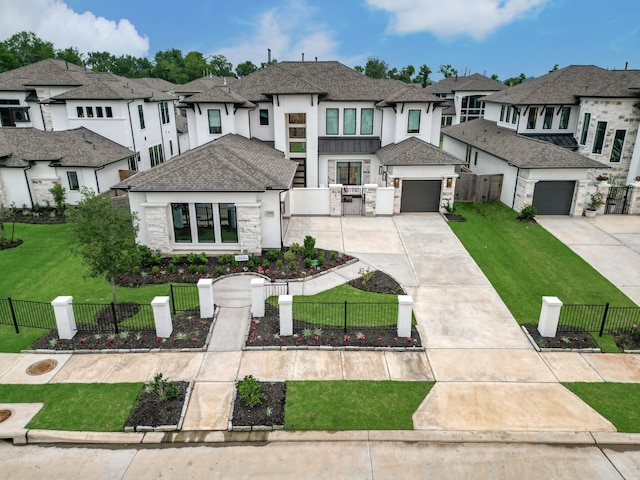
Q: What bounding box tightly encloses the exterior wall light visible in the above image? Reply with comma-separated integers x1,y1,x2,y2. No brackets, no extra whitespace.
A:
393,178,400,188
446,177,453,188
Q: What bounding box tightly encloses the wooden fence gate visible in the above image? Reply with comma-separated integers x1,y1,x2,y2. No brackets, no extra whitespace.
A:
454,170,503,203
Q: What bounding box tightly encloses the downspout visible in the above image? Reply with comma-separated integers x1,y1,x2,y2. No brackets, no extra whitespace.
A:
277,189,289,250
94,165,106,193
247,105,256,138
510,164,520,208
23,164,34,208
126,100,137,163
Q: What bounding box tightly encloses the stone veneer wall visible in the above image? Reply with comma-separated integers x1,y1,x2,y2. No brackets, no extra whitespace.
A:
571,180,591,216
364,184,377,216
440,177,455,213
329,184,342,217
30,178,57,206
0,175,8,207
576,99,640,181
513,177,537,213
236,204,261,254
629,183,640,215
143,203,171,252
392,178,402,214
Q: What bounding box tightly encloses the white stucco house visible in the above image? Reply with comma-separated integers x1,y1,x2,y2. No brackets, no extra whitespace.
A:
0,59,179,187
0,127,138,207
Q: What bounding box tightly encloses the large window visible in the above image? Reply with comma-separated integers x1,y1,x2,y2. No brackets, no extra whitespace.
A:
171,203,238,245
343,108,356,135
527,107,538,129
580,113,591,145
511,107,518,124
259,109,269,126
208,109,221,134
407,109,421,133
219,204,238,243
592,121,607,154
460,95,484,122
172,204,192,243
326,108,338,135
610,129,626,163
67,171,79,190
149,144,164,167
337,162,362,185
160,102,170,124
138,104,145,129
543,107,554,129
360,108,373,135
500,105,506,122
559,107,570,130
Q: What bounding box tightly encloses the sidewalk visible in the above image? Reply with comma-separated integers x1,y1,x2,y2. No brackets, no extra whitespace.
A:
2,214,640,446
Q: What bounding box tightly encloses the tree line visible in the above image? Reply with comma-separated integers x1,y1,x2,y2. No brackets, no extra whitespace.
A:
0,31,533,86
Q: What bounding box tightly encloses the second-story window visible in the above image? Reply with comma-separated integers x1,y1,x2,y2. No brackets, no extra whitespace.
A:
592,121,607,154
160,102,170,124
407,109,421,133
543,107,554,129
138,104,145,129
86,107,94,118
259,109,269,126
360,108,373,135
208,109,221,134
96,106,103,118
527,107,538,129
610,130,626,163
580,113,590,145
559,107,570,130
326,108,338,135
105,106,113,118
343,108,356,135
76,106,84,118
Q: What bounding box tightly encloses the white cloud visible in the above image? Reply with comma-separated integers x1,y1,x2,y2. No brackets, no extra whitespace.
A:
367,0,548,40
215,0,340,65
0,0,149,56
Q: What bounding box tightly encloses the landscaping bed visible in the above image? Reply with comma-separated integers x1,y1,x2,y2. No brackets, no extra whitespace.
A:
1,207,66,224
347,269,405,295
231,381,286,429
29,309,213,351
125,377,190,431
613,330,640,351
523,324,599,350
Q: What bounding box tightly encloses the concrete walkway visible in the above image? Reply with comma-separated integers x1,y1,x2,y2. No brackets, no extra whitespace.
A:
2,214,640,448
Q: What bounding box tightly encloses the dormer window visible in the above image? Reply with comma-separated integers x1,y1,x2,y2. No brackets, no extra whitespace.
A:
407,110,421,133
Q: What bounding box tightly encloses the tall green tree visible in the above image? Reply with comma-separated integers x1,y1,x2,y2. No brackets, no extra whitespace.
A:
503,73,527,86
388,65,415,83
208,54,234,77
413,64,432,87
439,64,459,78
184,51,208,81
55,47,83,66
235,60,258,78
68,188,140,304
1,31,55,67
152,48,188,83
355,56,389,79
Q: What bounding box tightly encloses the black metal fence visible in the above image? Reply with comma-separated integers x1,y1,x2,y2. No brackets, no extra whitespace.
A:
0,298,56,332
559,303,640,336
72,302,155,333
292,301,398,333
264,282,289,315
167,284,199,314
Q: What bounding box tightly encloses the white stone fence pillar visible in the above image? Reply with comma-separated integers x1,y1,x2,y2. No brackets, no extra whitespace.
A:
152,296,173,338
251,278,265,318
197,279,215,319
364,184,378,217
52,296,77,340
537,296,563,338
329,184,342,217
279,295,293,336
397,295,413,338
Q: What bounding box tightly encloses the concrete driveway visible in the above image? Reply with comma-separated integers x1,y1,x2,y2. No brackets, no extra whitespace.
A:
537,215,640,305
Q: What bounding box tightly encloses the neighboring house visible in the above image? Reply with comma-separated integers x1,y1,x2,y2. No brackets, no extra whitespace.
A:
114,134,297,254
0,59,179,173
442,119,607,215
482,65,640,184
423,73,507,127
179,61,453,206
0,127,137,207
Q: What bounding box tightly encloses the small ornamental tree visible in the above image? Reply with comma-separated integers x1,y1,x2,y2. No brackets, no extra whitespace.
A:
68,188,140,304
48,183,67,214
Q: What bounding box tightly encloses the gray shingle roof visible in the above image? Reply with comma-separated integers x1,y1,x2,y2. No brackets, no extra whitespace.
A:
376,137,464,166
116,134,297,192
188,61,442,105
484,66,640,105
182,86,255,106
52,77,175,101
173,77,237,94
134,77,176,92
424,73,507,94
0,127,135,168
0,58,86,90
442,119,605,169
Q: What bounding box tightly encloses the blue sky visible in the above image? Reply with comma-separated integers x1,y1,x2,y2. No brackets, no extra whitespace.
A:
1,0,638,81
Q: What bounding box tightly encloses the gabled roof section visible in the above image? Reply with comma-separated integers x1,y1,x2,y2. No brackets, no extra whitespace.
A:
116,134,297,192
52,76,175,101
442,119,605,169
134,77,176,92
0,58,87,91
173,76,238,94
484,65,640,105
0,127,135,168
424,73,507,94
182,86,255,107
376,137,464,166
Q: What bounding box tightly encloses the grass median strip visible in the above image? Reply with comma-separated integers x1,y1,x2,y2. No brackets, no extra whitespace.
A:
0,383,142,431
563,383,640,433
284,380,434,430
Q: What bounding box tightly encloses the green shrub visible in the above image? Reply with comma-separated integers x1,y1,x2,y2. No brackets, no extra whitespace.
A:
330,251,338,260
262,259,270,269
146,373,181,402
283,249,295,261
247,259,255,268
48,183,67,213
151,266,160,275
188,265,197,274
317,253,325,265
304,257,315,268
266,249,280,261
187,253,199,265
199,252,208,264
172,254,185,264
235,375,266,407
302,235,317,258
138,245,154,266
358,267,375,283
217,266,224,275
518,204,537,221
198,265,206,274
289,261,297,271
168,263,175,273
276,259,284,269
289,242,301,253
132,266,141,275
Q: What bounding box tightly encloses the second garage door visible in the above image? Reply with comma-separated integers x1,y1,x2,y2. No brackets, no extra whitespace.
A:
400,180,442,212
532,181,576,215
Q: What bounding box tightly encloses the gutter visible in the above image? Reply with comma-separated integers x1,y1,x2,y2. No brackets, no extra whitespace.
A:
23,163,34,208
94,165,106,193
126,99,137,163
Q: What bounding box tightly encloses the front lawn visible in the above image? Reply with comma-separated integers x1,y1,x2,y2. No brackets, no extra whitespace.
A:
563,383,640,432
0,325,46,353
285,380,434,430
0,223,168,303
448,202,635,325
0,383,142,431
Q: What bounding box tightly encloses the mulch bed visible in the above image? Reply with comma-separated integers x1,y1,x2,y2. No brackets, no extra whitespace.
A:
524,324,598,349
29,309,213,351
125,381,189,430
613,331,640,351
0,239,23,250
231,382,286,428
1,208,66,224
444,213,466,222
347,269,405,295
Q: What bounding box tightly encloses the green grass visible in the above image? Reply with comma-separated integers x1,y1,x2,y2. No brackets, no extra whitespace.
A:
0,325,47,353
448,202,635,326
563,383,640,432
0,223,168,303
0,383,142,431
284,380,434,430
